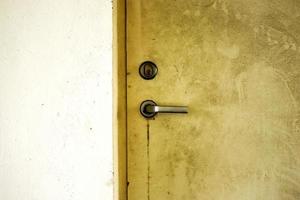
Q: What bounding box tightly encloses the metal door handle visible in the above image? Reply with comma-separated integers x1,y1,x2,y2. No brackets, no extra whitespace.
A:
140,100,188,118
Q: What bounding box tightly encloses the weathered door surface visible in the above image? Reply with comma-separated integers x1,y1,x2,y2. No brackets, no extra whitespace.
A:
126,0,300,199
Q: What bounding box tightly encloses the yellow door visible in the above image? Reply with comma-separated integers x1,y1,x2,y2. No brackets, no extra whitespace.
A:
126,0,300,199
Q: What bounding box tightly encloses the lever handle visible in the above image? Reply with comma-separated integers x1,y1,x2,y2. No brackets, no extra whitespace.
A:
140,100,188,118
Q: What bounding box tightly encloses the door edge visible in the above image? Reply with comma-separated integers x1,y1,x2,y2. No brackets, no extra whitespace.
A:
113,0,127,200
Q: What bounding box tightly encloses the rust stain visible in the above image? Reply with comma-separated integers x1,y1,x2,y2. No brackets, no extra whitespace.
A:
147,120,150,200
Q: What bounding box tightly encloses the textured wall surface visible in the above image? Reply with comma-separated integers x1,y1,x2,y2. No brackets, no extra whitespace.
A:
127,0,300,199
0,1,112,199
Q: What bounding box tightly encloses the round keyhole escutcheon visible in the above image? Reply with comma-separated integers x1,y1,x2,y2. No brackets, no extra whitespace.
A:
139,61,158,80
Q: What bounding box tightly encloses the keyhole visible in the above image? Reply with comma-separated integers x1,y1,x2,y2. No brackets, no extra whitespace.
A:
139,61,158,80
144,65,153,77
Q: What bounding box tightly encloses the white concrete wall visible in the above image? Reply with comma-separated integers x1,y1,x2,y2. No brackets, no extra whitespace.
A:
0,0,113,199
